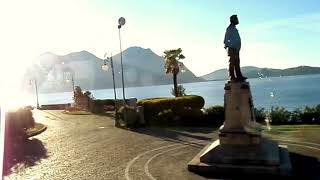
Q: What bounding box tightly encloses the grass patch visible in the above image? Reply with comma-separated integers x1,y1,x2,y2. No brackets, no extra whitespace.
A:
26,123,47,137
270,124,320,131
263,124,320,142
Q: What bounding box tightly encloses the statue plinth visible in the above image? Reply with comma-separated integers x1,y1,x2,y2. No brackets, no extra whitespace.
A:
188,81,292,177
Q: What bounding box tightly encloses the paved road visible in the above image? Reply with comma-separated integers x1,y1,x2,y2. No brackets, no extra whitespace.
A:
4,110,217,180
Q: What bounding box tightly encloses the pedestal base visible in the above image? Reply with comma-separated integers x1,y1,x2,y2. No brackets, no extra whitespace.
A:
187,81,292,178
188,139,292,177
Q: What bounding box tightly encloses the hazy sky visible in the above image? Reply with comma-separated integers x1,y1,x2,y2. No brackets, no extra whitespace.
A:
1,0,320,82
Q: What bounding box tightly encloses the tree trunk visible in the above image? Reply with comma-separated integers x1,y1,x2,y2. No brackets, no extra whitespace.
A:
173,72,178,97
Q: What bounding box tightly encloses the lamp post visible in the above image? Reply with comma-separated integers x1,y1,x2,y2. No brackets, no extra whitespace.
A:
30,79,40,109
118,17,126,107
65,73,75,92
61,61,75,93
102,53,117,106
117,17,128,124
70,73,75,92
63,72,75,95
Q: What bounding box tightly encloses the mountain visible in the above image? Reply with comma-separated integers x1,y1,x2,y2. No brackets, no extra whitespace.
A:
201,66,320,80
23,47,202,93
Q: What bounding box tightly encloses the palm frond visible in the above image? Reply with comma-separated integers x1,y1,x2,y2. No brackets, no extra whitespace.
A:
163,48,185,75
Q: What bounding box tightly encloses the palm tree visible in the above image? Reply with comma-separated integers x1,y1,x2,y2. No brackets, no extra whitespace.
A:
164,48,185,97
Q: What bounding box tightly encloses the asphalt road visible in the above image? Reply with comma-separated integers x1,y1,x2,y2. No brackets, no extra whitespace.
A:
4,110,217,180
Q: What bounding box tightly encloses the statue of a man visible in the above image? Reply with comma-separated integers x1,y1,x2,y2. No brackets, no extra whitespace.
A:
224,15,247,81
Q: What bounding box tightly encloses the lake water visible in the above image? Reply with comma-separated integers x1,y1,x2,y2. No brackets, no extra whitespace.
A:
35,74,320,111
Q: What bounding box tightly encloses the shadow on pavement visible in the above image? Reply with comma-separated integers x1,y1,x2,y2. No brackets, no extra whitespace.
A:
290,152,320,179
95,111,115,118
132,127,215,148
3,138,48,176
193,152,320,180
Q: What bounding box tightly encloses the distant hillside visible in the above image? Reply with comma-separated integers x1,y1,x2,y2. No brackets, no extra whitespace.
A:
23,47,203,93
201,66,320,80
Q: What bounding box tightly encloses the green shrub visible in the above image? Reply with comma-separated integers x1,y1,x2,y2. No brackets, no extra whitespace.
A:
202,105,224,126
155,108,204,126
179,108,203,123
156,109,175,126
204,105,224,119
263,105,320,125
290,108,303,124
138,95,204,109
137,95,205,124
300,106,320,124
183,107,203,118
137,97,168,103
315,104,320,123
116,106,138,127
102,99,115,106
6,108,35,139
269,106,291,125
316,104,320,112
254,108,267,123
91,99,115,113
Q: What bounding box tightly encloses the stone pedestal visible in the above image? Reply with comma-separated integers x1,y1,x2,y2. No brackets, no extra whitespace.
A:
188,81,292,177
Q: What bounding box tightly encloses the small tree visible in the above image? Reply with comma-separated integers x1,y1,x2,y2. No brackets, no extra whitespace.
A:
73,86,93,110
73,86,83,105
164,48,185,97
171,84,187,97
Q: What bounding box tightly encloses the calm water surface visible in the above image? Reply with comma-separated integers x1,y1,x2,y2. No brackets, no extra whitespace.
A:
35,74,320,111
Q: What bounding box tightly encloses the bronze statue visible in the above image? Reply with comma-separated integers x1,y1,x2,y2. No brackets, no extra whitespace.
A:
224,15,247,81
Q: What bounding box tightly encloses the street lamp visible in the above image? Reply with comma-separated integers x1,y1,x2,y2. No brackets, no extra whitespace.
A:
102,53,117,107
68,73,75,93
118,17,126,107
30,79,40,109
61,62,75,93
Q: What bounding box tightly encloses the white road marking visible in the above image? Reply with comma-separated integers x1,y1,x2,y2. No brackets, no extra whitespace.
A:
144,144,197,180
125,143,180,180
125,131,320,180
275,138,320,147
280,142,320,151
125,140,206,180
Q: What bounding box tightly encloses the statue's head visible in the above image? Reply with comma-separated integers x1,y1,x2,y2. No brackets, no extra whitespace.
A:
230,15,239,25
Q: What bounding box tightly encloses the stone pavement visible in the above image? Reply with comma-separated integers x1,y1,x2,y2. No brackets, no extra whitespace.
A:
4,110,320,179
4,110,217,180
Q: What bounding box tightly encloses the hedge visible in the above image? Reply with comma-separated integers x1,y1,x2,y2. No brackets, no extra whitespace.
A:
91,99,115,113
5,107,35,139
201,105,320,125
137,95,205,125
269,107,291,124
254,108,267,123
116,106,138,127
269,105,320,125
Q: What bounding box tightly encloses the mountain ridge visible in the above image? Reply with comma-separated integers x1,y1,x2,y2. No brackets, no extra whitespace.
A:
23,46,203,93
24,47,320,93
201,66,320,80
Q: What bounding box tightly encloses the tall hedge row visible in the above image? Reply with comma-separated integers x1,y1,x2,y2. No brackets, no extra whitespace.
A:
137,95,205,124
270,105,320,124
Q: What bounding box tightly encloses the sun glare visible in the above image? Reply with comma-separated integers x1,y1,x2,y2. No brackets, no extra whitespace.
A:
0,72,34,110
0,88,34,110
